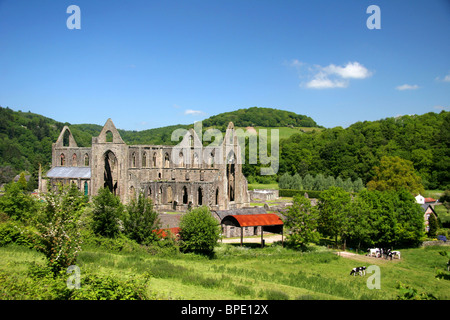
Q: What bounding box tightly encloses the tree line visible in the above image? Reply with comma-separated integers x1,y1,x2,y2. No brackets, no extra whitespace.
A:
202,106,319,129
279,172,364,193
284,187,427,251
278,111,449,190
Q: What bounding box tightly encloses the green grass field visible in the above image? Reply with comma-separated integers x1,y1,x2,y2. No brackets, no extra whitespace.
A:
1,242,449,300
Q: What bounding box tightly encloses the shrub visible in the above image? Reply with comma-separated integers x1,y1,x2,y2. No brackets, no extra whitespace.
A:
279,189,323,199
179,206,221,255
71,273,151,300
124,192,159,245
396,283,437,300
0,264,152,300
283,195,320,250
0,182,39,223
35,185,84,275
92,187,124,238
0,221,38,249
264,289,289,300
234,284,255,297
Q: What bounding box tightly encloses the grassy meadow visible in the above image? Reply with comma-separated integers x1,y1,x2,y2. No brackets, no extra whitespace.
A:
1,241,449,300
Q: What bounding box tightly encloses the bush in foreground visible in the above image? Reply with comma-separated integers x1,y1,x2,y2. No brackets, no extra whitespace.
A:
179,206,221,255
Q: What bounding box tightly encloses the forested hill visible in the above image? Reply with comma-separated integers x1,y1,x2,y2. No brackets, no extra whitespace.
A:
278,111,449,190
202,107,319,129
0,105,448,190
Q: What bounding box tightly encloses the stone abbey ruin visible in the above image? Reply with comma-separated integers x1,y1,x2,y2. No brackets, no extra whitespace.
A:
40,118,250,211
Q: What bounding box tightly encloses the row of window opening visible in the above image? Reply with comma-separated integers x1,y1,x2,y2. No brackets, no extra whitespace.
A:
60,153,89,167
131,151,214,168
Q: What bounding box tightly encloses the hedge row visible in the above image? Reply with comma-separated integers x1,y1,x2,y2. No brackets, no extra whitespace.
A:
279,189,357,199
279,189,324,199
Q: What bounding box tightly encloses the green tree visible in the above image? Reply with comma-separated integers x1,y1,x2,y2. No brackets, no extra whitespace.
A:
347,194,373,250
353,178,364,192
313,174,326,191
367,156,424,194
291,173,303,190
392,189,425,246
335,177,344,189
36,184,84,275
324,175,335,189
17,172,28,189
318,187,351,247
179,206,221,255
125,192,159,244
303,174,314,190
283,195,320,249
343,178,353,192
0,182,38,223
92,187,124,238
278,172,293,189
427,211,438,238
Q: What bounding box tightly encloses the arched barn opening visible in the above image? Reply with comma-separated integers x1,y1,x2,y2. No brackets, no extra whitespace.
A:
220,214,284,248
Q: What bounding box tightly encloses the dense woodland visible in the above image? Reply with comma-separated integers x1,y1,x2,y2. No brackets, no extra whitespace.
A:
201,106,319,129
0,105,448,190
278,111,449,190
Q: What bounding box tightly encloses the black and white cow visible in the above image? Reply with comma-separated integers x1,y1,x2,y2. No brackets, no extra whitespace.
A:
350,266,366,276
383,248,393,260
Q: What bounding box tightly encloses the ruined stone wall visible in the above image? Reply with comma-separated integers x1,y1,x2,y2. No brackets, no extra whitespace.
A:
47,119,250,211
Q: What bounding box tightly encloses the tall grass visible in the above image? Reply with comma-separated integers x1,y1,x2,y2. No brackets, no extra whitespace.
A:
2,242,450,300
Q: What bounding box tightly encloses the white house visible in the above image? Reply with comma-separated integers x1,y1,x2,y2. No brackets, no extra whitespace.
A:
415,194,425,204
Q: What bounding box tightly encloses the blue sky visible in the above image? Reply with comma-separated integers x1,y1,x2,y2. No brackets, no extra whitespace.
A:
0,0,449,130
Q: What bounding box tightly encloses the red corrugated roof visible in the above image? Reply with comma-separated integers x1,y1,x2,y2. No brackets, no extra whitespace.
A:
227,214,283,227
153,227,181,238
424,197,436,203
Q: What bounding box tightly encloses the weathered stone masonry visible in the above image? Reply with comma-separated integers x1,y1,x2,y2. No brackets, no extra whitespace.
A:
40,119,250,211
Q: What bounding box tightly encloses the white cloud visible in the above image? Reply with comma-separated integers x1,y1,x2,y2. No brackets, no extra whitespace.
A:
435,73,450,82
296,61,372,89
396,84,419,91
323,62,372,79
434,105,448,111
305,72,348,89
290,59,303,68
184,109,206,116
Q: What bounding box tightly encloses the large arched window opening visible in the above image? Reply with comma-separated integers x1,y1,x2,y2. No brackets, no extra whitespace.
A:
182,186,188,204
198,187,203,206
104,151,118,195
63,129,70,147
153,153,157,167
142,152,147,168
164,153,170,168
131,152,137,167
227,152,236,201
167,186,173,204
129,186,136,202
178,151,184,167
105,130,113,143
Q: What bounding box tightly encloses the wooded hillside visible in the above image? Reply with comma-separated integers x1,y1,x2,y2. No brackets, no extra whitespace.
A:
0,105,448,190
279,111,449,189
